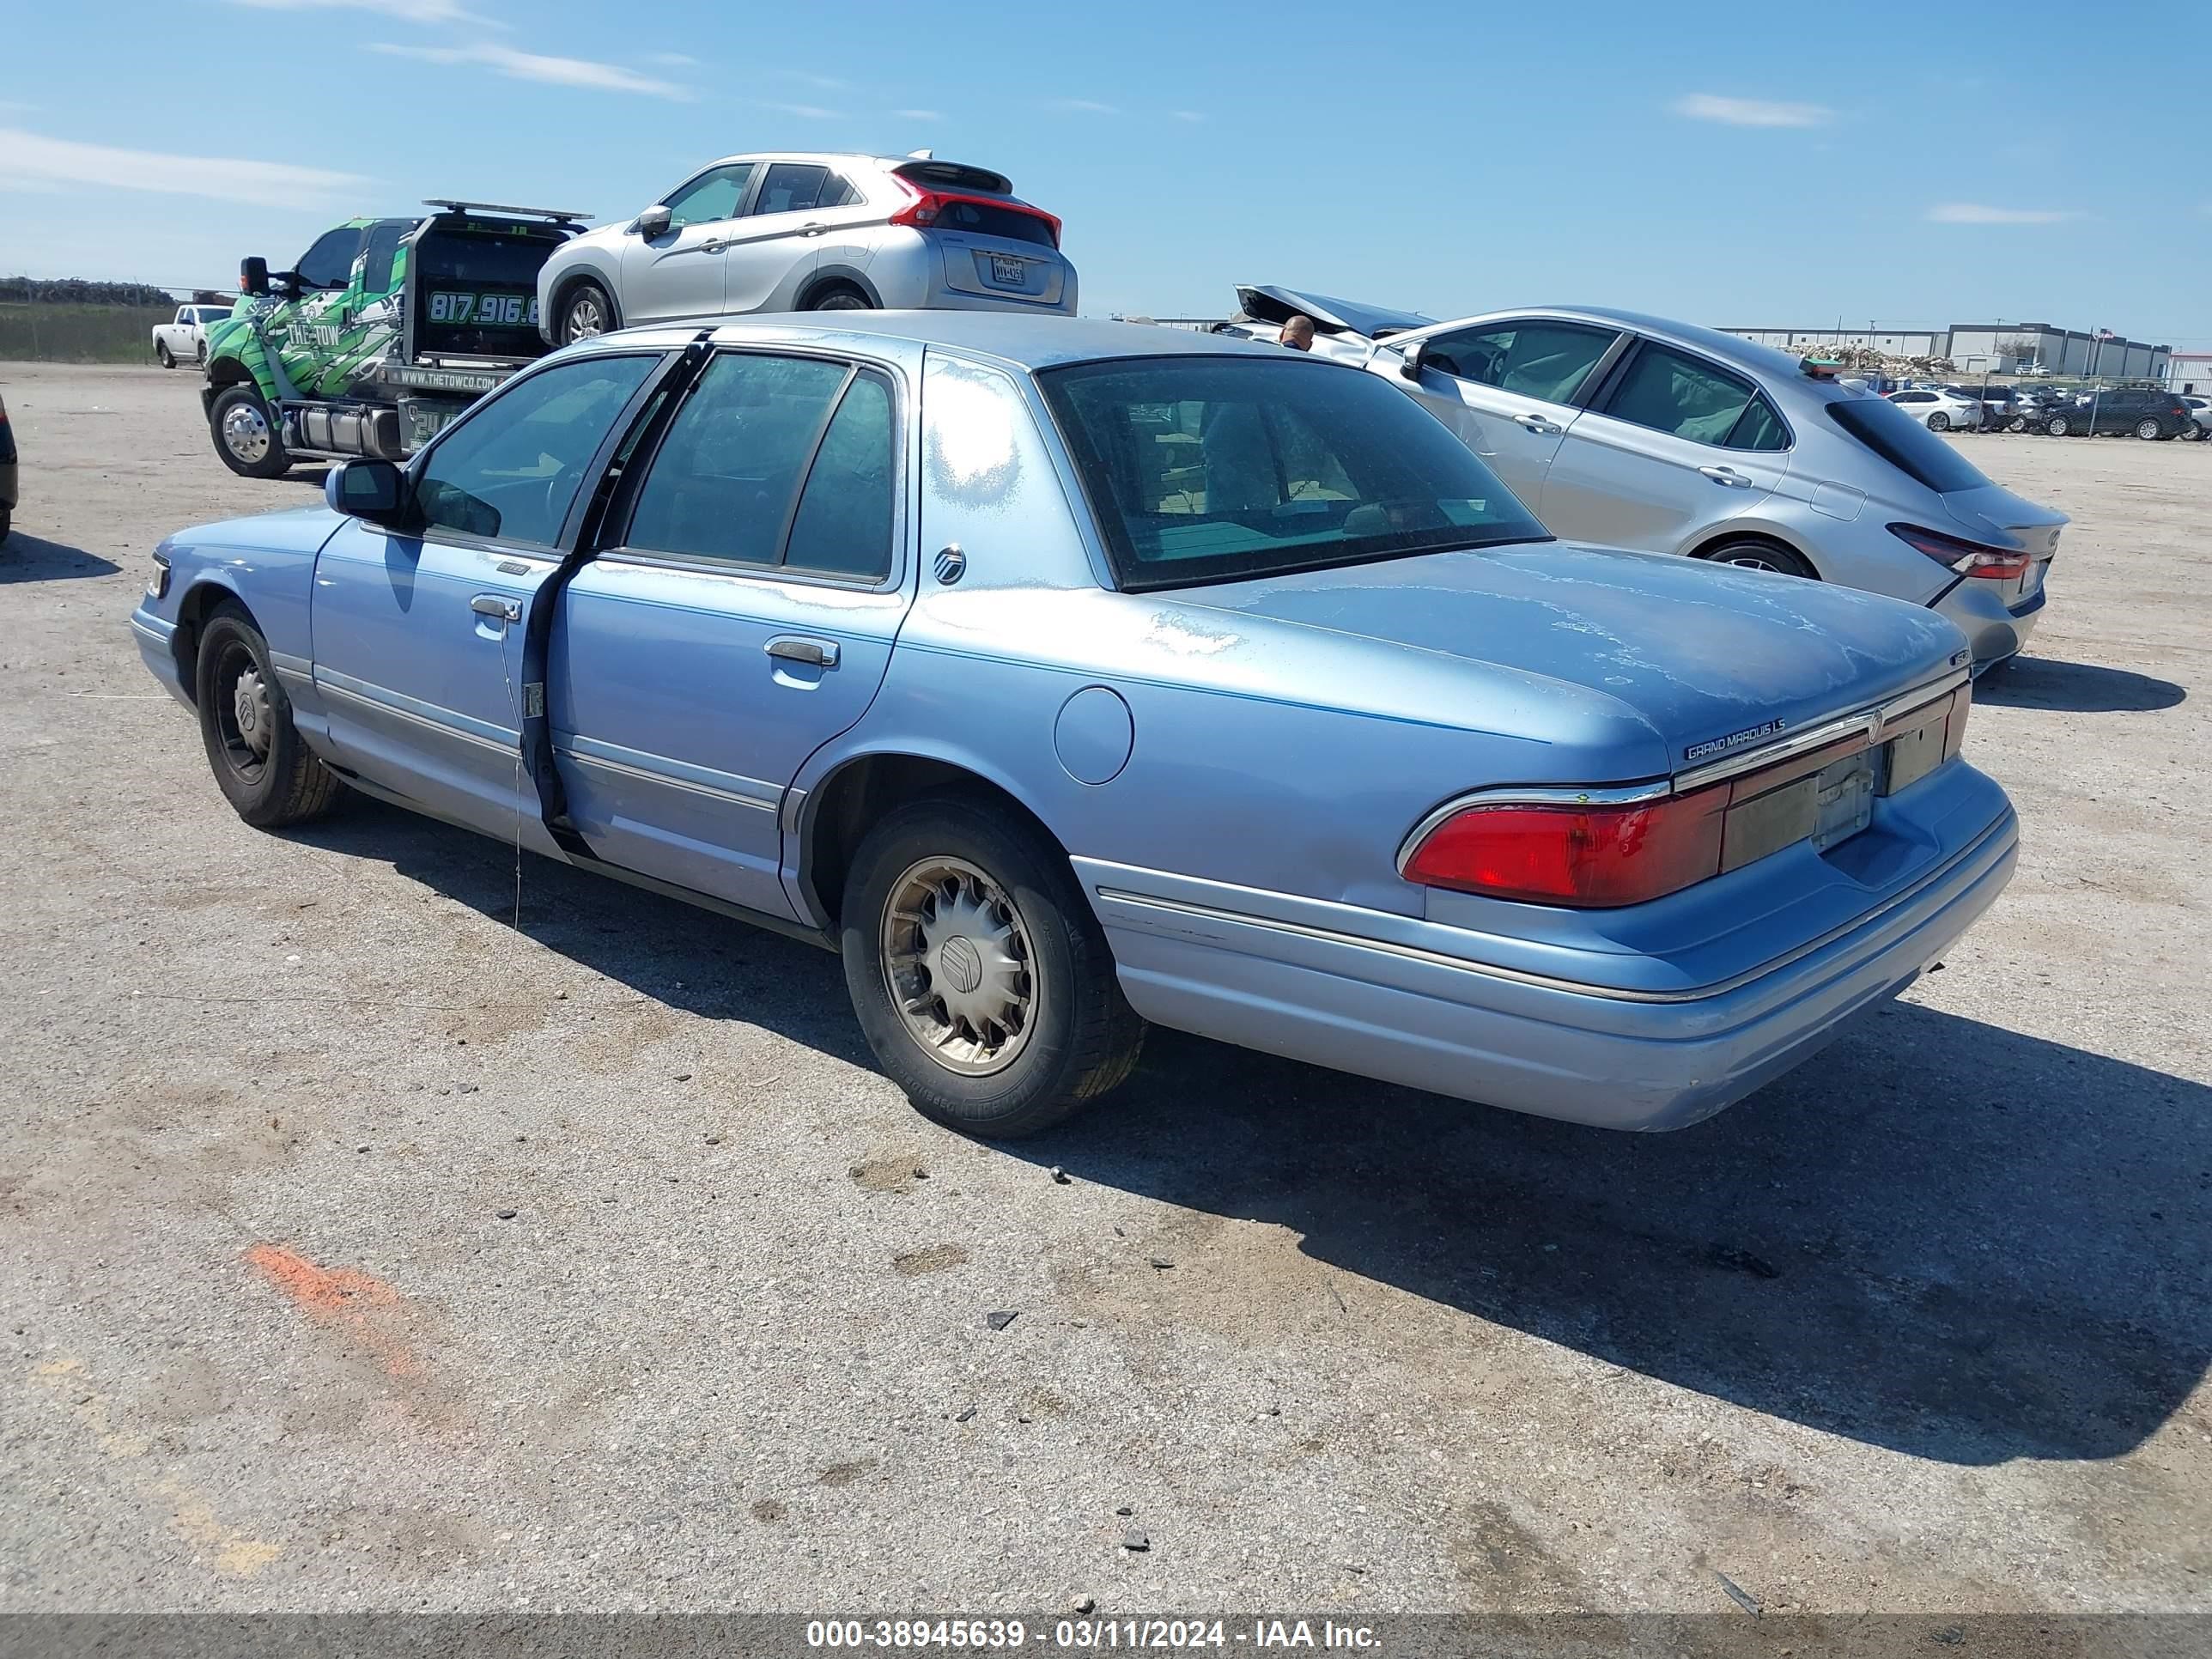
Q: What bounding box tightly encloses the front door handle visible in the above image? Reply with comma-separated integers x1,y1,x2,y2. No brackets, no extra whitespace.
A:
1512,413,1565,435
1698,465,1754,488
766,635,840,669
471,593,522,623
698,239,728,253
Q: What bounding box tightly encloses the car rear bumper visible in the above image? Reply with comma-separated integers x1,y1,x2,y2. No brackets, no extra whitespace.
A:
1077,802,2018,1132
1935,574,2046,670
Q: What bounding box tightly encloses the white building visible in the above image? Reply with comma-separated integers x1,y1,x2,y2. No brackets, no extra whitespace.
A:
2162,353,2212,395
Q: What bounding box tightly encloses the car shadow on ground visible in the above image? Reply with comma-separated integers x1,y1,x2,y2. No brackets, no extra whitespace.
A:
0,534,121,584
294,798,2211,1470
1978,656,2186,713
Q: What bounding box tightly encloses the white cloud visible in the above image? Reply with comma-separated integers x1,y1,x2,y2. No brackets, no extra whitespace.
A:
1925,203,2078,225
370,42,690,99
757,100,843,120
892,108,944,122
1172,110,1205,123
1048,99,1120,115
0,126,367,209
1671,92,1832,128
229,0,484,21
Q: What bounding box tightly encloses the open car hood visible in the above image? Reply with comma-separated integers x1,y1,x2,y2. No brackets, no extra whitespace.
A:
1232,284,1436,341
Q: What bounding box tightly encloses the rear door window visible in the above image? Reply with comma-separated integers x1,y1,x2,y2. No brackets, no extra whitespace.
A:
1598,342,1785,448
1419,320,1619,405
752,164,831,216
622,351,893,580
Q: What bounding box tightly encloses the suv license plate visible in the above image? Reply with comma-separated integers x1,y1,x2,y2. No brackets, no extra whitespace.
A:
989,254,1027,288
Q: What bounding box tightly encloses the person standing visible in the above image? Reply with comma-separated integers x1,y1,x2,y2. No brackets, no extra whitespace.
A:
1279,314,1316,351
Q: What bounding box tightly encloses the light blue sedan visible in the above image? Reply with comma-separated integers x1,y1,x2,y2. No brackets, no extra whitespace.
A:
131,315,2016,1138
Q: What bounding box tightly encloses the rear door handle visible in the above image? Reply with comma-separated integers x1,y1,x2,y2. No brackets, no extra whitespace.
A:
1698,465,1754,488
471,593,522,623
766,635,840,669
1512,413,1565,435
799,222,828,238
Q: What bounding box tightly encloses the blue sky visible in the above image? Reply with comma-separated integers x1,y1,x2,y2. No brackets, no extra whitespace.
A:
3,0,2208,344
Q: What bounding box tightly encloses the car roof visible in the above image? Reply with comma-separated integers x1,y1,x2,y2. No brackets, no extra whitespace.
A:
592,311,1293,372
1426,305,1813,383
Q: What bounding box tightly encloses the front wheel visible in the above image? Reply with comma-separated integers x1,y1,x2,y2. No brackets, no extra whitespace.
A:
2008,415,2028,433
155,342,175,369
193,608,344,828
2045,414,2071,438
208,383,291,478
842,795,1144,1139
557,281,616,346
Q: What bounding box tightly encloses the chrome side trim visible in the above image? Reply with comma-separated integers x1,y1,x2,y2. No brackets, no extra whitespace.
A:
1102,806,2013,1007
557,743,780,814
316,672,518,755
560,732,781,811
268,647,312,677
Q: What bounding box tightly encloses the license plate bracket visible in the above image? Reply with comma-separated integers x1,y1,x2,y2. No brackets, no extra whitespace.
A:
1811,750,1877,850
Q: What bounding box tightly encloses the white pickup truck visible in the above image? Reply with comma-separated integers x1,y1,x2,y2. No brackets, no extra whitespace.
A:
151,304,234,369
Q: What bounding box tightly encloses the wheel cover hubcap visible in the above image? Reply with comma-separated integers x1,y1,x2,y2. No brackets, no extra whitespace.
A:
222,402,270,463
213,645,271,781
881,857,1037,1076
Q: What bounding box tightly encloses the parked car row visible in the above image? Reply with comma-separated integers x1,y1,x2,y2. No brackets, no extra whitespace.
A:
1887,381,2201,440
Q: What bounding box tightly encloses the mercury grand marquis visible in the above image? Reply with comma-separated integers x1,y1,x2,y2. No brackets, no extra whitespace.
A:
131,314,2017,1138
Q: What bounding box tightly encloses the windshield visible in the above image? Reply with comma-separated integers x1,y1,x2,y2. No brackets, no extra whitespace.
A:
1826,392,1993,494
1038,355,1549,592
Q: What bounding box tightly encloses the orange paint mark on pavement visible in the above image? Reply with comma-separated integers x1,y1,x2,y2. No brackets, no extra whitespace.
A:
245,1244,420,1378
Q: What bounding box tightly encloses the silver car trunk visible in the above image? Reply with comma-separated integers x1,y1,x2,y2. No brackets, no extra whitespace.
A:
1939,483,2067,609
936,233,1067,307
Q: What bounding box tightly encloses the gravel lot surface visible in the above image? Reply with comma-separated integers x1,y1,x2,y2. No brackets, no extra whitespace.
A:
3,362,2206,1624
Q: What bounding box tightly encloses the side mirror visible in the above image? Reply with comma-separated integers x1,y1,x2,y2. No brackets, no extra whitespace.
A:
635,204,672,238
326,458,404,521
240,256,270,297
1397,340,1426,381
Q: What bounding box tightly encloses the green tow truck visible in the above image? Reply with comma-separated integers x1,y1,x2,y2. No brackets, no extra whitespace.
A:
202,200,586,477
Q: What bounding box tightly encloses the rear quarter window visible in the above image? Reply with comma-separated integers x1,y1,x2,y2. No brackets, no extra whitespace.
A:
1827,395,1994,494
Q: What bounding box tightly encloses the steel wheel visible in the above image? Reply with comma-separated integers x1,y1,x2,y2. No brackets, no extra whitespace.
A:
210,641,272,787
220,398,271,466
879,856,1038,1077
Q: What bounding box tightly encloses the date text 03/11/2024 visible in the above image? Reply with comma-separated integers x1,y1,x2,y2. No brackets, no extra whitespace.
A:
803,1620,1380,1650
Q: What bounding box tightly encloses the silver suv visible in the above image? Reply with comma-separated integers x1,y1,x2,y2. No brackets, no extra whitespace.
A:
1334,304,2065,672
537,151,1074,343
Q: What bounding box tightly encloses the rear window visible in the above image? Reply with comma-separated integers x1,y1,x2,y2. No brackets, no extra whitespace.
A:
1827,395,1993,494
1038,355,1549,592
925,197,1057,249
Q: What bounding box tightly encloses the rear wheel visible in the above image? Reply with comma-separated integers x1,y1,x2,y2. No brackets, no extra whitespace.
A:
208,383,291,478
1927,411,1951,432
1698,538,1815,579
193,608,344,828
155,342,175,369
557,280,617,346
842,795,1144,1139
805,284,873,312
2135,417,2163,441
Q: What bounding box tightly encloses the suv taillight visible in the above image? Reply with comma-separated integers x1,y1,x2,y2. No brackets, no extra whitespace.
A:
888,180,1061,248
1889,522,2031,580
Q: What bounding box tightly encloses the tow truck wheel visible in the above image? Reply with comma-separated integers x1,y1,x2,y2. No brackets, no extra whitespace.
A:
209,384,292,479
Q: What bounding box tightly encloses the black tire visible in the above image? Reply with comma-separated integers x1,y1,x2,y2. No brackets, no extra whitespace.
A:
196,342,208,367
805,285,873,312
841,794,1144,1139
2045,414,2070,438
1698,538,1816,579
2134,418,2163,441
0,509,11,545
155,343,175,369
192,606,344,828
208,383,291,479
1927,411,1950,432
557,280,617,345
2008,416,2028,433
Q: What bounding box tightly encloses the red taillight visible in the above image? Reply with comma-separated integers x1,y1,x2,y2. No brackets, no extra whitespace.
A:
1888,522,2031,580
889,180,1060,248
1401,787,1728,908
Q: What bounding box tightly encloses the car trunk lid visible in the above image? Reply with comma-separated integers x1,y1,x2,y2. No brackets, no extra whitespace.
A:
1172,541,1969,777
1937,483,2067,609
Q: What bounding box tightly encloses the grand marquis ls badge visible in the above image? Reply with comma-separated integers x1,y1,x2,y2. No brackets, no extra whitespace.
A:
1684,719,1790,764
